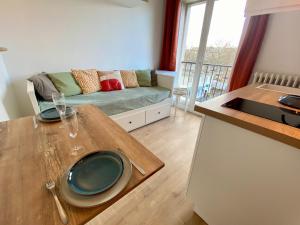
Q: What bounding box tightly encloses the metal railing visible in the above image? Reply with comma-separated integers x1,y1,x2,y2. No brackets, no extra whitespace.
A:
179,61,232,102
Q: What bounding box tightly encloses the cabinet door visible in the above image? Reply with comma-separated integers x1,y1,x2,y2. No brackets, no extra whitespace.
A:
145,104,171,124
114,111,146,132
187,116,300,225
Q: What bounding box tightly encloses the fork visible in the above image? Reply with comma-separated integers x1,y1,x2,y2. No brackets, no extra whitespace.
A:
46,181,69,224
32,116,38,129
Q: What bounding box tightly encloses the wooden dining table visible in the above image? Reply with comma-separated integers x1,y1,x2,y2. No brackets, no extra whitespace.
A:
0,105,164,225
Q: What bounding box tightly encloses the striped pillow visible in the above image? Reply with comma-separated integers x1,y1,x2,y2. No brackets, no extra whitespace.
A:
71,69,100,94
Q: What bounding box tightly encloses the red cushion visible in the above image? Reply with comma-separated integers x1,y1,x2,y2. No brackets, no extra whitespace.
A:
100,80,113,91
100,79,122,92
109,79,122,90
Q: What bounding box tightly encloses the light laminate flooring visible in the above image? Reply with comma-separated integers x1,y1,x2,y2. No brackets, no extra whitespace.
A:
87,110,207,225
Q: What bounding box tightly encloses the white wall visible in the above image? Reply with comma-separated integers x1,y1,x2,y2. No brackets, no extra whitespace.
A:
0,0,165,116
254,10,300,75
0,55,20,121
0,54,11,122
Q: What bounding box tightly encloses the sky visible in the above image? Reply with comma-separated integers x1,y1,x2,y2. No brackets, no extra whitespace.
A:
186,0,247,48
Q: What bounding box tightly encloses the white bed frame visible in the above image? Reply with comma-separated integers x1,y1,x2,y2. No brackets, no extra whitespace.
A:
27,71,175,132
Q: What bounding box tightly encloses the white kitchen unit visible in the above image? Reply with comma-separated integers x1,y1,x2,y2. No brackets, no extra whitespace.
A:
187,85,300,225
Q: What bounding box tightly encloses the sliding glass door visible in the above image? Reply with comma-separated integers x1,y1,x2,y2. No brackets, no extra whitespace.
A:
178,1,207,91
178,0,246,110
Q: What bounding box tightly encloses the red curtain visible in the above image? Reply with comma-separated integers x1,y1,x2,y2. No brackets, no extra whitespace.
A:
159,0,181,71
229,15,269,91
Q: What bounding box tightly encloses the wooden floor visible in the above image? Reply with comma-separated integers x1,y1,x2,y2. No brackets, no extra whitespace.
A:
87,110,207,225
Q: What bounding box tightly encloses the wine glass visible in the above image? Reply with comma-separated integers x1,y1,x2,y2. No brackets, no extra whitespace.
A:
60,107,83,156
52,92,66,128
52,92,66,116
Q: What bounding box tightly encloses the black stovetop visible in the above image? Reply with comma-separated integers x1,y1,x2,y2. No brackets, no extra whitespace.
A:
222,98,300,129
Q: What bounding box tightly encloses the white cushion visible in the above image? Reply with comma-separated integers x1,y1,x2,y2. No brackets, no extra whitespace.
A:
100,71,125,89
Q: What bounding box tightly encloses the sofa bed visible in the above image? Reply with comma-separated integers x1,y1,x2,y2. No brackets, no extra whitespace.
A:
27,69,174,131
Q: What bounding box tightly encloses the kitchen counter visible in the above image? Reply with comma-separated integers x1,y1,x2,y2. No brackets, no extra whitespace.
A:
187,85,300,225
194,85,300,149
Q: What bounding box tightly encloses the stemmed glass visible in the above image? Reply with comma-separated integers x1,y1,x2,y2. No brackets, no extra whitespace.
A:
60,107,83,156
52,92,66,116
52,93,66,128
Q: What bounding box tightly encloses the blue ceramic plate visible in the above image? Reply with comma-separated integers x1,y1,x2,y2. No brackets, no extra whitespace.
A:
67,151,124,196
40,107,60,120
40,107,72,121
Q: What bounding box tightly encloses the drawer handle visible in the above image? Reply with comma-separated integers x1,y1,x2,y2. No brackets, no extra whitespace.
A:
129,121,132,124
158,112,161,114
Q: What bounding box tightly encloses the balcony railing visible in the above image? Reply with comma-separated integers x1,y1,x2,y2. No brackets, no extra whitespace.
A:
179,61,232,102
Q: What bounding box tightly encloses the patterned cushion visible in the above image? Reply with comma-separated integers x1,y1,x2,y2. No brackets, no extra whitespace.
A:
99,71,125,90
120,70,139,88
71,69,100,94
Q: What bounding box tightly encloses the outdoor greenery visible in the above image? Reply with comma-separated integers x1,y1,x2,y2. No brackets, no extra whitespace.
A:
183,42,238,66
180,42,236,102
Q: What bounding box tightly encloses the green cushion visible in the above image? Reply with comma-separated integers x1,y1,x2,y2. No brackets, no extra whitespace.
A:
48,72,82,96
135,70,152,87
151,70,158,86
